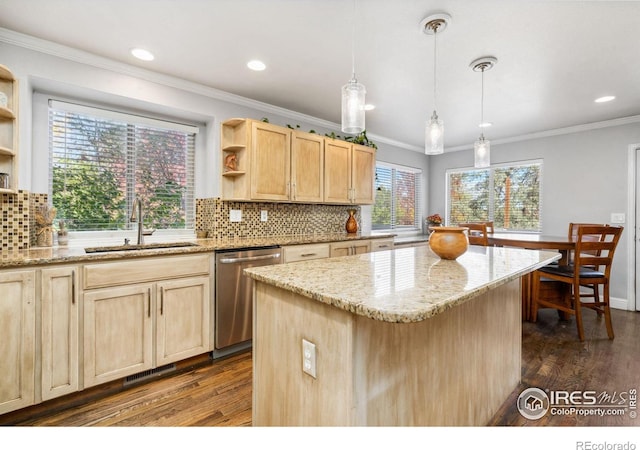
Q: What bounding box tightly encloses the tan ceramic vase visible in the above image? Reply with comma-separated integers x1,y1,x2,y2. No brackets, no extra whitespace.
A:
345,209,358,234
428,226,468,260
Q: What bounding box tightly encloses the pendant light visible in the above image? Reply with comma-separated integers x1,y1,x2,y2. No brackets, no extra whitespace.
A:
470,56,497,168
341,0,366,134
421,13,451,155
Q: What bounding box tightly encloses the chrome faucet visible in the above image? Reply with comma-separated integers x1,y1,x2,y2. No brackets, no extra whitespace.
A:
130,197,144,245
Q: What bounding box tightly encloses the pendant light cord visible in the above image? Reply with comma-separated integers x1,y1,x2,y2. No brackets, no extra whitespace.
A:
480,67,485,138
433,27,438,111
351,0,356,80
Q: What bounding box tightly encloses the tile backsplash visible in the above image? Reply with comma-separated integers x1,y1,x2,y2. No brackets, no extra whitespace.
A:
196,198,361,239
0,194,361,251
0,190,31,251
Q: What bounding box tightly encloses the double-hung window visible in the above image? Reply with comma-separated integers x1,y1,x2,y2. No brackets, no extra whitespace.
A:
447,160,542,232
48,100,197,232
372,162,422,231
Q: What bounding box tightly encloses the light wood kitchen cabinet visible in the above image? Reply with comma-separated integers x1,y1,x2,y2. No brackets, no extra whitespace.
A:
291,131,324,202
351,144,376,204
324,139,375,205
83,283,154,388
370,238,395,252
41,266,79,401
329,240,371,257
222,119,325,203
221,119,291,201
282,243,331,263
0,270,35,415
82,254,212,388
250,121,291,201
221,118,374,205
0,64,19,194
155,276,210,366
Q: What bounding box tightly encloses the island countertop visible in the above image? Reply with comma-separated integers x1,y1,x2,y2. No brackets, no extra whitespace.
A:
245,245,560,323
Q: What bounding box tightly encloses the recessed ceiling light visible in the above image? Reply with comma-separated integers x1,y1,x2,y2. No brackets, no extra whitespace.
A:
479,122,492,128
131,48,154,61
247,60,266,71
364,104,375,111
595,95,615,103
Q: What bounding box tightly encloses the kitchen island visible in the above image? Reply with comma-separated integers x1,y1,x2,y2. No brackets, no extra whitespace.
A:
245,245,560,426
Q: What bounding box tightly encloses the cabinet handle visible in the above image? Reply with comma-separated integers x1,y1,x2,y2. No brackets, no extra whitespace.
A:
148,288,151,318
378,245,390,248
71,270,76,305
160,287,164,315
292,182,296,200
301,253,317,257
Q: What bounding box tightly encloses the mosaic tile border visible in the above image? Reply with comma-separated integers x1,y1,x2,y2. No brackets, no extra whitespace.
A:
0,190,31,251
196,198,361,239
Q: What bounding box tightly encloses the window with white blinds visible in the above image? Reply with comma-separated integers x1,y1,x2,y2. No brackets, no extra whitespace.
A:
372,162,422,230
446,160,542,232
48,100,197,231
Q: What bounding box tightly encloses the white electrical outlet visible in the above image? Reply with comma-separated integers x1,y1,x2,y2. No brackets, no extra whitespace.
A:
261,210,268,222
610,213,625,224
230,209,242,222
302,339,317,378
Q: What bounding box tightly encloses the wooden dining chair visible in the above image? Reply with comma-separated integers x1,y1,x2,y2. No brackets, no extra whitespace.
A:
458,222,489,246
568,223,609,303
531,225,623,341
484,221,494,234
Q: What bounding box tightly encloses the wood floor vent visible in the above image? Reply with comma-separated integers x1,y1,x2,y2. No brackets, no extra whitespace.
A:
123,364,177,386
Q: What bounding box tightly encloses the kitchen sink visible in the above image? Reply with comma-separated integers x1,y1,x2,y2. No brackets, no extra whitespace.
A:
84,242,200,253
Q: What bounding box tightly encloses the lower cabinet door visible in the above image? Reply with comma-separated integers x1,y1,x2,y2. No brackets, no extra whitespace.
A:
0,270,35,415
41,267,79,401
156,276,210,366
83,284,153,388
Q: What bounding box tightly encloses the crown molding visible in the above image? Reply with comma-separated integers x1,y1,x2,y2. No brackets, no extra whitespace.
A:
445,115,640,152
2,27,633,156
0,27,422,149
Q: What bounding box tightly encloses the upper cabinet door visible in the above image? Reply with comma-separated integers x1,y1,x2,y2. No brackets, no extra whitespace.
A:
250,121,291,201
351,144,375,205
324,139,352,204
291,131,324,203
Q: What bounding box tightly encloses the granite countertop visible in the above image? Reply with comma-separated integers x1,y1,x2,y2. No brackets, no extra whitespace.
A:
0,232,394,268
245,245,561,323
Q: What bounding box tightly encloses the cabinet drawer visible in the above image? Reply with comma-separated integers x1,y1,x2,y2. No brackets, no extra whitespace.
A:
83,254,211,289
283,244,330,263
370,239,395,252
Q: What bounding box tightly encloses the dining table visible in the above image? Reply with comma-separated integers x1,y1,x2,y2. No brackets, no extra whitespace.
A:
487,232,575,320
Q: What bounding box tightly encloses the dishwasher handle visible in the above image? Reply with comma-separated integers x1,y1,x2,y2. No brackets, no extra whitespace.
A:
218,253,281,264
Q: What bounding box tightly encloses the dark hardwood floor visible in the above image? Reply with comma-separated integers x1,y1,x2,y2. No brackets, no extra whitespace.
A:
3,308,639,427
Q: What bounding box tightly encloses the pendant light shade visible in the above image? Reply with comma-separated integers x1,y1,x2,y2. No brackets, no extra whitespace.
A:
341,0,365,134
421,13,451,155
470,56,497,168
425,111,444,154
474,135,490,168
342,77,366,133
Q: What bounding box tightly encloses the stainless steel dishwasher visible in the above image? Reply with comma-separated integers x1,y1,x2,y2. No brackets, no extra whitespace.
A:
214,246,282,354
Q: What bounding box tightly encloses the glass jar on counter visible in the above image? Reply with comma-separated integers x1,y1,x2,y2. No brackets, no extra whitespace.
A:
0,173,9,189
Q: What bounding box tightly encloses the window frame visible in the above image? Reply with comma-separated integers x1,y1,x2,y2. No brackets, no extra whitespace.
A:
372,161,423,232
35,93,204,243
445,159,543,232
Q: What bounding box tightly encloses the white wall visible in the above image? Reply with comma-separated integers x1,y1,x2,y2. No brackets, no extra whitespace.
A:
428,122,640,306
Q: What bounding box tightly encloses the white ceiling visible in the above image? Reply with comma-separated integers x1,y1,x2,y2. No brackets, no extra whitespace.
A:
1,0,639,152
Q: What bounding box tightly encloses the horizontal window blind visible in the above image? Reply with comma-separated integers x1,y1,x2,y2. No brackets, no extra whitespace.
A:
372,162,422,230
49,101,196,231
447,161,542,232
